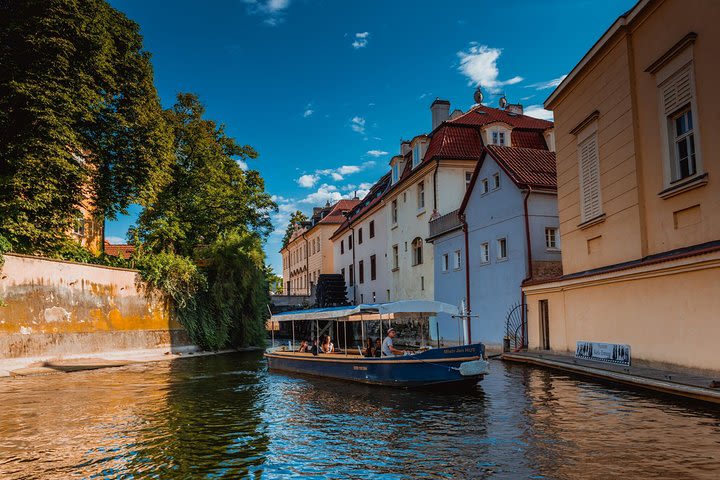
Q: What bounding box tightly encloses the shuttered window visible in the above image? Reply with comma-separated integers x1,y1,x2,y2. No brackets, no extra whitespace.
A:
578,133,602,222
661,67,692,115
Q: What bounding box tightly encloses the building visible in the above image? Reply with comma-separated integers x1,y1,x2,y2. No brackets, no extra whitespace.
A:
428,145,560,349
332,173,392,305
523,0,720,370
103,240,135,259
281,199,359,296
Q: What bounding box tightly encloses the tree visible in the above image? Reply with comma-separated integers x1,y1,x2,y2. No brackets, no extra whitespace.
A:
133,93,276,257
281,210,308,249
0,0,172,253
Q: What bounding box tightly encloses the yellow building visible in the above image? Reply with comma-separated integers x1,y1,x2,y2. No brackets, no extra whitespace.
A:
280,199,359,296
523,0,720,370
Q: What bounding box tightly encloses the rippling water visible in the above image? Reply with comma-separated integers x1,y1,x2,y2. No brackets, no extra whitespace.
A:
0,352,719,479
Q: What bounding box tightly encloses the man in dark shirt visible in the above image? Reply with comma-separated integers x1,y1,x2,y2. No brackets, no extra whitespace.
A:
310,339,319,356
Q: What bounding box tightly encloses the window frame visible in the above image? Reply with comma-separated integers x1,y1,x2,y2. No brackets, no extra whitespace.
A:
370,254,377,280
496,237,508,261
411,237,423,266
480,178,489,195
442,253,449,272
453,250,461,270
417,180,425,210
369,220,375,238
358,259,364,284
480,242,489,264
358,227,363,245
576,120,603,225
391,199,398,225
392,244,399,270
492,173,500,190
545,227,560,251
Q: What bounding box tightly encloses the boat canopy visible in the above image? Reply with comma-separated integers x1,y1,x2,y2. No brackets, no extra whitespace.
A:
270,300,459,323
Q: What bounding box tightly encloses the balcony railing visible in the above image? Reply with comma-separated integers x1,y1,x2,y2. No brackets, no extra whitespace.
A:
428,209,462,239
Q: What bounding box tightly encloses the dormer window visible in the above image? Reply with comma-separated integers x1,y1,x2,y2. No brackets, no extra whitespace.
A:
491,131,506,146
412,144,421,168
391,163,399,184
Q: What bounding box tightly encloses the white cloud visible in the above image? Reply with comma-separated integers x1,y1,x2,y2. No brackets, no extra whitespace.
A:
338,165,361,175
297,174,319,188
524,105,554,121
330,172,344,181
457,43,523,93
243,0,291,26
352,32,369,49
236,159,248,171
366,149,388,157
267,0,289,12
303,102,314,117
525,74,568,90
300,184,343,205
105,236,126,244
350,116,366,134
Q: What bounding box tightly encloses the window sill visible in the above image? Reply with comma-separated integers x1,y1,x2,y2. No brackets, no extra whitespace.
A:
391,223,398,230
578,213,606,230
546,247,561,253
479,261,490,267
453,267,462,272
417,209,426,217
658,173,708,199
496,257,508,263
391,267,399,272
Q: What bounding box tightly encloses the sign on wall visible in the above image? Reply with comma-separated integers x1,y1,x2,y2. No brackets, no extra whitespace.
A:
575,341,631,366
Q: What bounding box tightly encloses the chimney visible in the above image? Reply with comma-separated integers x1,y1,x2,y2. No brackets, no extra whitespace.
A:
506,103,523,115
313,207,322,216
430,98,451,130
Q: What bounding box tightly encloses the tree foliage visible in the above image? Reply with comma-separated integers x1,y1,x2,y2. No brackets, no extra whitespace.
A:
281,210,308,249
0,0,172,253
132,93,276,257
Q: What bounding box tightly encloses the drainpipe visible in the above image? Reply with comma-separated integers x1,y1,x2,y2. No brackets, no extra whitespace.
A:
520,188,534,350
461,211,472,344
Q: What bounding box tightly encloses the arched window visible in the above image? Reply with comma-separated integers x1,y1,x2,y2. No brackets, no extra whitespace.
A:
411,237,423,266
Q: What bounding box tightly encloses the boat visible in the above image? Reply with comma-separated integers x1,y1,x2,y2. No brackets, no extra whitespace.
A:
265,300,489,389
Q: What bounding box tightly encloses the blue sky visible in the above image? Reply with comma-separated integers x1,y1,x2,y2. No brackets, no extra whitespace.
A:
106,0,635,275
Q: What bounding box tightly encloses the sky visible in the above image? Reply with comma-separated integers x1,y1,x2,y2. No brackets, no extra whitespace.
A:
106,0,636,275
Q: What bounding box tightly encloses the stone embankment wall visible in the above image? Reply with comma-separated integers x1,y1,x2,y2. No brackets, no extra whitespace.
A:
0,254,190,358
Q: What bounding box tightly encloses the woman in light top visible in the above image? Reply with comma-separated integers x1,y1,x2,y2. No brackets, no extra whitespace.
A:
321,335,335,354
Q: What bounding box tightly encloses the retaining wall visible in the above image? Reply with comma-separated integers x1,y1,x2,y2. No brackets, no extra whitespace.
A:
0,253,190,358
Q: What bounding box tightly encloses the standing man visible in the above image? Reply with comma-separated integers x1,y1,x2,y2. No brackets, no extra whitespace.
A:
381,328,405,357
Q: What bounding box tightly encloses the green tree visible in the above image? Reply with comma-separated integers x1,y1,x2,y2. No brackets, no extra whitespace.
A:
0,0,172,253
133,93,275,257
281,210,308,249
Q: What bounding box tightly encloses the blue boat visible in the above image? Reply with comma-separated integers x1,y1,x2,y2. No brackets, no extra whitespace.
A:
265,301,489,389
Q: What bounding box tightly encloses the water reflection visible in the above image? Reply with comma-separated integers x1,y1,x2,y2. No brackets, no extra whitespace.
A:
0,352,718,479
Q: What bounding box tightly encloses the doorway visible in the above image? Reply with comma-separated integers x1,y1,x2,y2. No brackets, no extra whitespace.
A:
539,300,550,350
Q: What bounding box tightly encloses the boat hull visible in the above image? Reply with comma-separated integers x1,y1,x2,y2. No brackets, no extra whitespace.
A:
265,343,486,388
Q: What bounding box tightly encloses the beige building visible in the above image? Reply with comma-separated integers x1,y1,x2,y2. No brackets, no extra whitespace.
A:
523,0,720,370
281,199,359,296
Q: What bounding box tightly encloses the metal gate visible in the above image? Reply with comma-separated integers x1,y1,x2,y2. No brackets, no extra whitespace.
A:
505,302,527,352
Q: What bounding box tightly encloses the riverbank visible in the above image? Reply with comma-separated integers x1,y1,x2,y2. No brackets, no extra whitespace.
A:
502,351,720,404
0,346,263,378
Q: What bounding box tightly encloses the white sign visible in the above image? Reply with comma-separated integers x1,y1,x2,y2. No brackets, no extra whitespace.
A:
575,341,631,366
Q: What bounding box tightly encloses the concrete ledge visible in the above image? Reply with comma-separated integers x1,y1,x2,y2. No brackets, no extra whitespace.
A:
502,352,720,405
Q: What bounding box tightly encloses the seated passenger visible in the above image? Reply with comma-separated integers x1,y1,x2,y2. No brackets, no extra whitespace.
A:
321,335,335,354
310,339,319,356
374,338,382,357
381,328,405,357
363,338,374,357
298,340,308,353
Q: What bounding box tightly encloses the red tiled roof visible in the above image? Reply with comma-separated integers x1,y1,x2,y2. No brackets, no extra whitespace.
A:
332,173,392,239
104,241,135,259
485,145,557,189
423,124,484,161
449,104,554,130
317,199,361,225
511,128,548,150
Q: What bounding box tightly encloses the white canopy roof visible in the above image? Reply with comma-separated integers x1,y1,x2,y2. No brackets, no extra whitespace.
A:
270,300,459,322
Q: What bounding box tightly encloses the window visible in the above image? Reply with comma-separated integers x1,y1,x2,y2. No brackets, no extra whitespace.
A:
442,254,449,272
671,108,696,181
403,192,407,203
480,178,489,194
391,199,398,225
578,132,602,222
413,143,421,167
545,227,560,250
497,238,508,260
360,294,364,303
480,242,489,264
421,276,425,291
348,234,353,250
493,173,500,189
358,260,364,284
465,171,473,190
341,240,344,254
392,244,399,270
491,131,505,146
453,250,461,270
411,237,423,266
499,131,505,146
349,264,355,286
386,289,391,301
369,220,375,238
341,267,345,280
358,227,363,245
417,181,425,210
370,255,377,280
392,163,399,184
372,292,376,302
492,131,498,144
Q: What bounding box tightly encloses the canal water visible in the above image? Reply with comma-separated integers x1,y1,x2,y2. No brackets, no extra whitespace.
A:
0,352,718,479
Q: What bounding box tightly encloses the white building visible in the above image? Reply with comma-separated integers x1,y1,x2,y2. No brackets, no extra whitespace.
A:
332,173,391,304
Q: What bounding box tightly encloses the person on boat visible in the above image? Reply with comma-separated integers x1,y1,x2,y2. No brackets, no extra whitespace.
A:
363,338,374,357
381,328,405,357
374,338,382,357
310,339,319,356
298,340,308,353
321,335,335,354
